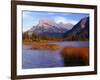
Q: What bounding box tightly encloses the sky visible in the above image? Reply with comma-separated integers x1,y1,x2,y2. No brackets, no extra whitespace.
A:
22,10,89,32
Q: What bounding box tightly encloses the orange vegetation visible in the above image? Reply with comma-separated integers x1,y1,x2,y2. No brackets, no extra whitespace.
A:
61,47,89,66
32,44,61,50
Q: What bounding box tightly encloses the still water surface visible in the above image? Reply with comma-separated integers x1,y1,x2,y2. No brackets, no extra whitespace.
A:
22,41,89,69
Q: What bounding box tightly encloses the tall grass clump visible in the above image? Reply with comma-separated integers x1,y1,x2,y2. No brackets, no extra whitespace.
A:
61,47,89,66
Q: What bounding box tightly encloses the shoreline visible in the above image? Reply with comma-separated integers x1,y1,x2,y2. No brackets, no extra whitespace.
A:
23,40,89,50
23,40,89,44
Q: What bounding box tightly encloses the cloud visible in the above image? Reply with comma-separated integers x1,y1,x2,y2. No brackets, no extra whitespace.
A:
47,12,55,15
54,16,78,25
63,13,70,15
54,16,68,24
22,11,39,32
23,11,32,19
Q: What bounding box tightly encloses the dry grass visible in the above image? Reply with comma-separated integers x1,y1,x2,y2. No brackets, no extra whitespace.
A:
23,40,49,45
32,44,61,50
61,46,89,66
23,39,32,45
23,40,62,50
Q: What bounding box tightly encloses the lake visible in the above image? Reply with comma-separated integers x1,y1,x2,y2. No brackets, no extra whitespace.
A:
22,41,89,69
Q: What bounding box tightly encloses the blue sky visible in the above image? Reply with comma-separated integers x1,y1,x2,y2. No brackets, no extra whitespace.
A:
22,10,89,32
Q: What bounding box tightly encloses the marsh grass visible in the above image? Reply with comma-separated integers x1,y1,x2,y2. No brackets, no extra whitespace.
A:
23,40,49,45
23,40,62,50
32,44,61,50
61,47,89,66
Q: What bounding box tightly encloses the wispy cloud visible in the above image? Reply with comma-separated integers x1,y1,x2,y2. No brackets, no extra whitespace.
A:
54,16,78,25
23,11,32,19
22,11,39,32
47,12,55,15
54,16,68,24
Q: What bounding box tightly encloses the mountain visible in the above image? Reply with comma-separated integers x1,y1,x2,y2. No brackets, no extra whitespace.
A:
23,17,89,41
63,17,89,40
26,19,74,38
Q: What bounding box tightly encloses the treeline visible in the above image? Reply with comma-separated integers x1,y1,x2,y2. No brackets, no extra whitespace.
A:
63,30,89,41
23,32,89,42
22,32,64,41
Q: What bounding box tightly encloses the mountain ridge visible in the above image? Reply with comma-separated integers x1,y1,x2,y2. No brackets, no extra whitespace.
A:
23,17,89,41
25,19,74,38
63,17,89,40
